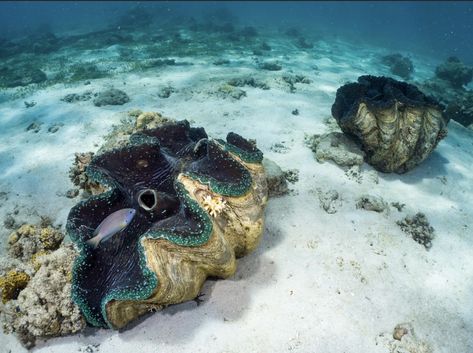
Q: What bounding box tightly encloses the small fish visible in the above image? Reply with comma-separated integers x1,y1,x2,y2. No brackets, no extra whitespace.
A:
86,208,136,249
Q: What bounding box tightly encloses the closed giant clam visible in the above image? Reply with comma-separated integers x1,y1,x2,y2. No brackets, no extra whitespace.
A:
331,75,449,173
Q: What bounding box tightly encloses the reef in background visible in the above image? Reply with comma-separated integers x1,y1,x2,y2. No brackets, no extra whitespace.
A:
420,56,473,128
380,53,414,80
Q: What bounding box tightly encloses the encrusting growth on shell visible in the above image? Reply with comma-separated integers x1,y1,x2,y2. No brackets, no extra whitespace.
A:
202,194,227,217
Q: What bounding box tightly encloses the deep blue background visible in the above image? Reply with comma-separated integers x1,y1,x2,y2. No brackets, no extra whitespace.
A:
0,1,472,63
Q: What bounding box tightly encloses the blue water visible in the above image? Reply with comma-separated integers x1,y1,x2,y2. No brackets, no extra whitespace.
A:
1,1,472,63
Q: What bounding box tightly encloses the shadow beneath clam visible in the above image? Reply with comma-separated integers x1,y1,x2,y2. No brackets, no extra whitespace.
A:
116,251,277,345
378,150,450,185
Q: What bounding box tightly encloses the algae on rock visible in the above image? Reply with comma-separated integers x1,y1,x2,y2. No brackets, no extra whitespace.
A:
263,158,289,197
305,132,365,168
397,212,435,250
93,88,130,107
356,194,388,213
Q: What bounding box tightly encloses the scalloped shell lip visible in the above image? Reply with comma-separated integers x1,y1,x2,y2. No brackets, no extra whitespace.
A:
67,122,263,329
216,138,263,164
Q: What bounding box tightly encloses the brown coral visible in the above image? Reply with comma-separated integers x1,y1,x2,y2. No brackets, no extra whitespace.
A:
39,227,63,250
135,111,170,130
0,271,30,303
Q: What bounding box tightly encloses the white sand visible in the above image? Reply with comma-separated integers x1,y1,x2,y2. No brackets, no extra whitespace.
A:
0,35,472,353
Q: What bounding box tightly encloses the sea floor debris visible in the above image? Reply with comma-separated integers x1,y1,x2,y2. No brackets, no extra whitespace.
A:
397,213,435,250
305,132,365,168
356,194,388,213
262,158,289,197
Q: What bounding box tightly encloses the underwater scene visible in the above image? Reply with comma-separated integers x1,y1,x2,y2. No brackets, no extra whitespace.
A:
0,1,472,352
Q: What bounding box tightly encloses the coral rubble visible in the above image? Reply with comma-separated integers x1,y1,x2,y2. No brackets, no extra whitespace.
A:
305,132,365,167
283,169,299,184
66,119,268,329
2,244,85,348
356,194,388,213
8,223,64,262
332,75,448,173
135,111,171,130
1,222,86,347
282,74,311,93
227,77,269,90
69,152,107,196
316,189,341,214
217,84,247,100
263,158,289,197
93,88,130,107
158,86,175,98
397,212,435,250
61,91,93,103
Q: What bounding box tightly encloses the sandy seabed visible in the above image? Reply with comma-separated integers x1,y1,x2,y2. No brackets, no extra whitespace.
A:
0,32,472,353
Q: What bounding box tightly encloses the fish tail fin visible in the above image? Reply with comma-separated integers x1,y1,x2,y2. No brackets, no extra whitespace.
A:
86,235,101,249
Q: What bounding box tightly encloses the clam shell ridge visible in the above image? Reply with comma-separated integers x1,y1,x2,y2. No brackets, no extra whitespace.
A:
66,120,267,329
331,75,449,173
